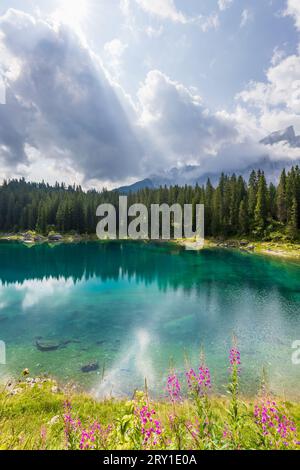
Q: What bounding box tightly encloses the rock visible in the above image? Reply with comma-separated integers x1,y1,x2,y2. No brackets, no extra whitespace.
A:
48,234,63,242
22,368,30,376
81,361,99,373
247,245,255,251
36,339,60,352
10,387,22,396
51,386,59,394
239,241,249,246
48,415,60,426
61,339,81,347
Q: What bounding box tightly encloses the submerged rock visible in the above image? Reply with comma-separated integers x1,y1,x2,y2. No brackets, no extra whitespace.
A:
36,339,60,352
35,337,80,352
60,339,81,347
81,361,99,373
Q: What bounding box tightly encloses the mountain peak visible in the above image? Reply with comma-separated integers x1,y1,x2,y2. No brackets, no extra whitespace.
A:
260,125,300,147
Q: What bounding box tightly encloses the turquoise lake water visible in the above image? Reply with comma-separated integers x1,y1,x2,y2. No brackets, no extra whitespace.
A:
0,241,299,399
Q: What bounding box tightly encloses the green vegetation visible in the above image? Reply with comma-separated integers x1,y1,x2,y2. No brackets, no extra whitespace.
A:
0,167,299,240
1,350,299,451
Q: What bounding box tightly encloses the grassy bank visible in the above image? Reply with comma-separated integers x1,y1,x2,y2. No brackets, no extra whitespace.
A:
1,368,299,450
176,237,300,260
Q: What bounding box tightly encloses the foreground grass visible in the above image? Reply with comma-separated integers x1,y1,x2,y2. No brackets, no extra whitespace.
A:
0,375,299,450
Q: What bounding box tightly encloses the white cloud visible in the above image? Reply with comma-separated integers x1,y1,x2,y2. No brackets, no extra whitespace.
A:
134,0,186,23
284,0,300,30
145,25,164,37
218,0,233,11
271,46,287,66
236,14,300,139
104,38,128,58
238,54,300,115
104,38,128,77
121,0,220,34
240,9,254,28
137,70,238,168
198,13,220,32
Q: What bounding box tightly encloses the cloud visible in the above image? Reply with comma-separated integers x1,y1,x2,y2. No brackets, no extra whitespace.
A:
198,13,220,33
122,0,219,33
218,0,233,11
134,0,187,23
240,9,254,28
236,15,300,140
137,70,238,169
0,73,5,104
145,25,164,38
271,46,287,66
238,53,300,116
0,9,143,183
284,0,300,30
1,4,299,188
104,38,128,77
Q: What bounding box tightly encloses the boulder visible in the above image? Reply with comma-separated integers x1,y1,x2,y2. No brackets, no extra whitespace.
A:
48,234,63,242
81,361,99,373
36,339,60,352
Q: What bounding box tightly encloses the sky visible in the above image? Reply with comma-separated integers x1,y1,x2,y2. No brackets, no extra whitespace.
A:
0,0,300,189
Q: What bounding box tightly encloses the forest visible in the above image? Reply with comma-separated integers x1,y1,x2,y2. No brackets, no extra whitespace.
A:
0,167,299,240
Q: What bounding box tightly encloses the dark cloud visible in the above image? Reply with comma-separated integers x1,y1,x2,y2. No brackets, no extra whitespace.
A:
0,9,143,182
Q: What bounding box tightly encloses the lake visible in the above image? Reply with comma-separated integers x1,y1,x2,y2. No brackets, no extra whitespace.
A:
0,241,299,399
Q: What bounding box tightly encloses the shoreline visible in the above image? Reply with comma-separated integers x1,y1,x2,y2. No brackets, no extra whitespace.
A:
1,232,300,260
175,238,300,260
2,373,299,404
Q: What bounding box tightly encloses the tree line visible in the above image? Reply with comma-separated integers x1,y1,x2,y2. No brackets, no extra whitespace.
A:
0,167,299,240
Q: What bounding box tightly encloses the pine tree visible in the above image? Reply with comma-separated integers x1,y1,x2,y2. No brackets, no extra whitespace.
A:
277,169,287,224
287,195,298,240
254,172,268,231
238,199,249,235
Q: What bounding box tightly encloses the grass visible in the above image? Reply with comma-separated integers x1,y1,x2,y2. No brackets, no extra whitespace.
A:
1,369,299,450
203,238,300,259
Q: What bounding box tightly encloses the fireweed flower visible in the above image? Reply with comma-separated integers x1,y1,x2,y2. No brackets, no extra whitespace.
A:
79,429,95,450
136,405,162,446
79,422,112,450
229,347,241,367
63,401,112,450
254,399,299,448
167,374,181,402
186,366,211,395
63,401,76,435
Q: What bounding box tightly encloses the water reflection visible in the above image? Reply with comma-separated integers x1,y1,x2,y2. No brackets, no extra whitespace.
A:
0,241,299,399
0,240,299,297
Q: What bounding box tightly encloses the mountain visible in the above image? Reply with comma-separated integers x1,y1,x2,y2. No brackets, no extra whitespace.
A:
116,178,155,194
116,126,300,193
260,125,300,147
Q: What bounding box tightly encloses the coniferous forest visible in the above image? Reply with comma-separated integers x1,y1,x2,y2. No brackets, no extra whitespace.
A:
0,167,299,240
